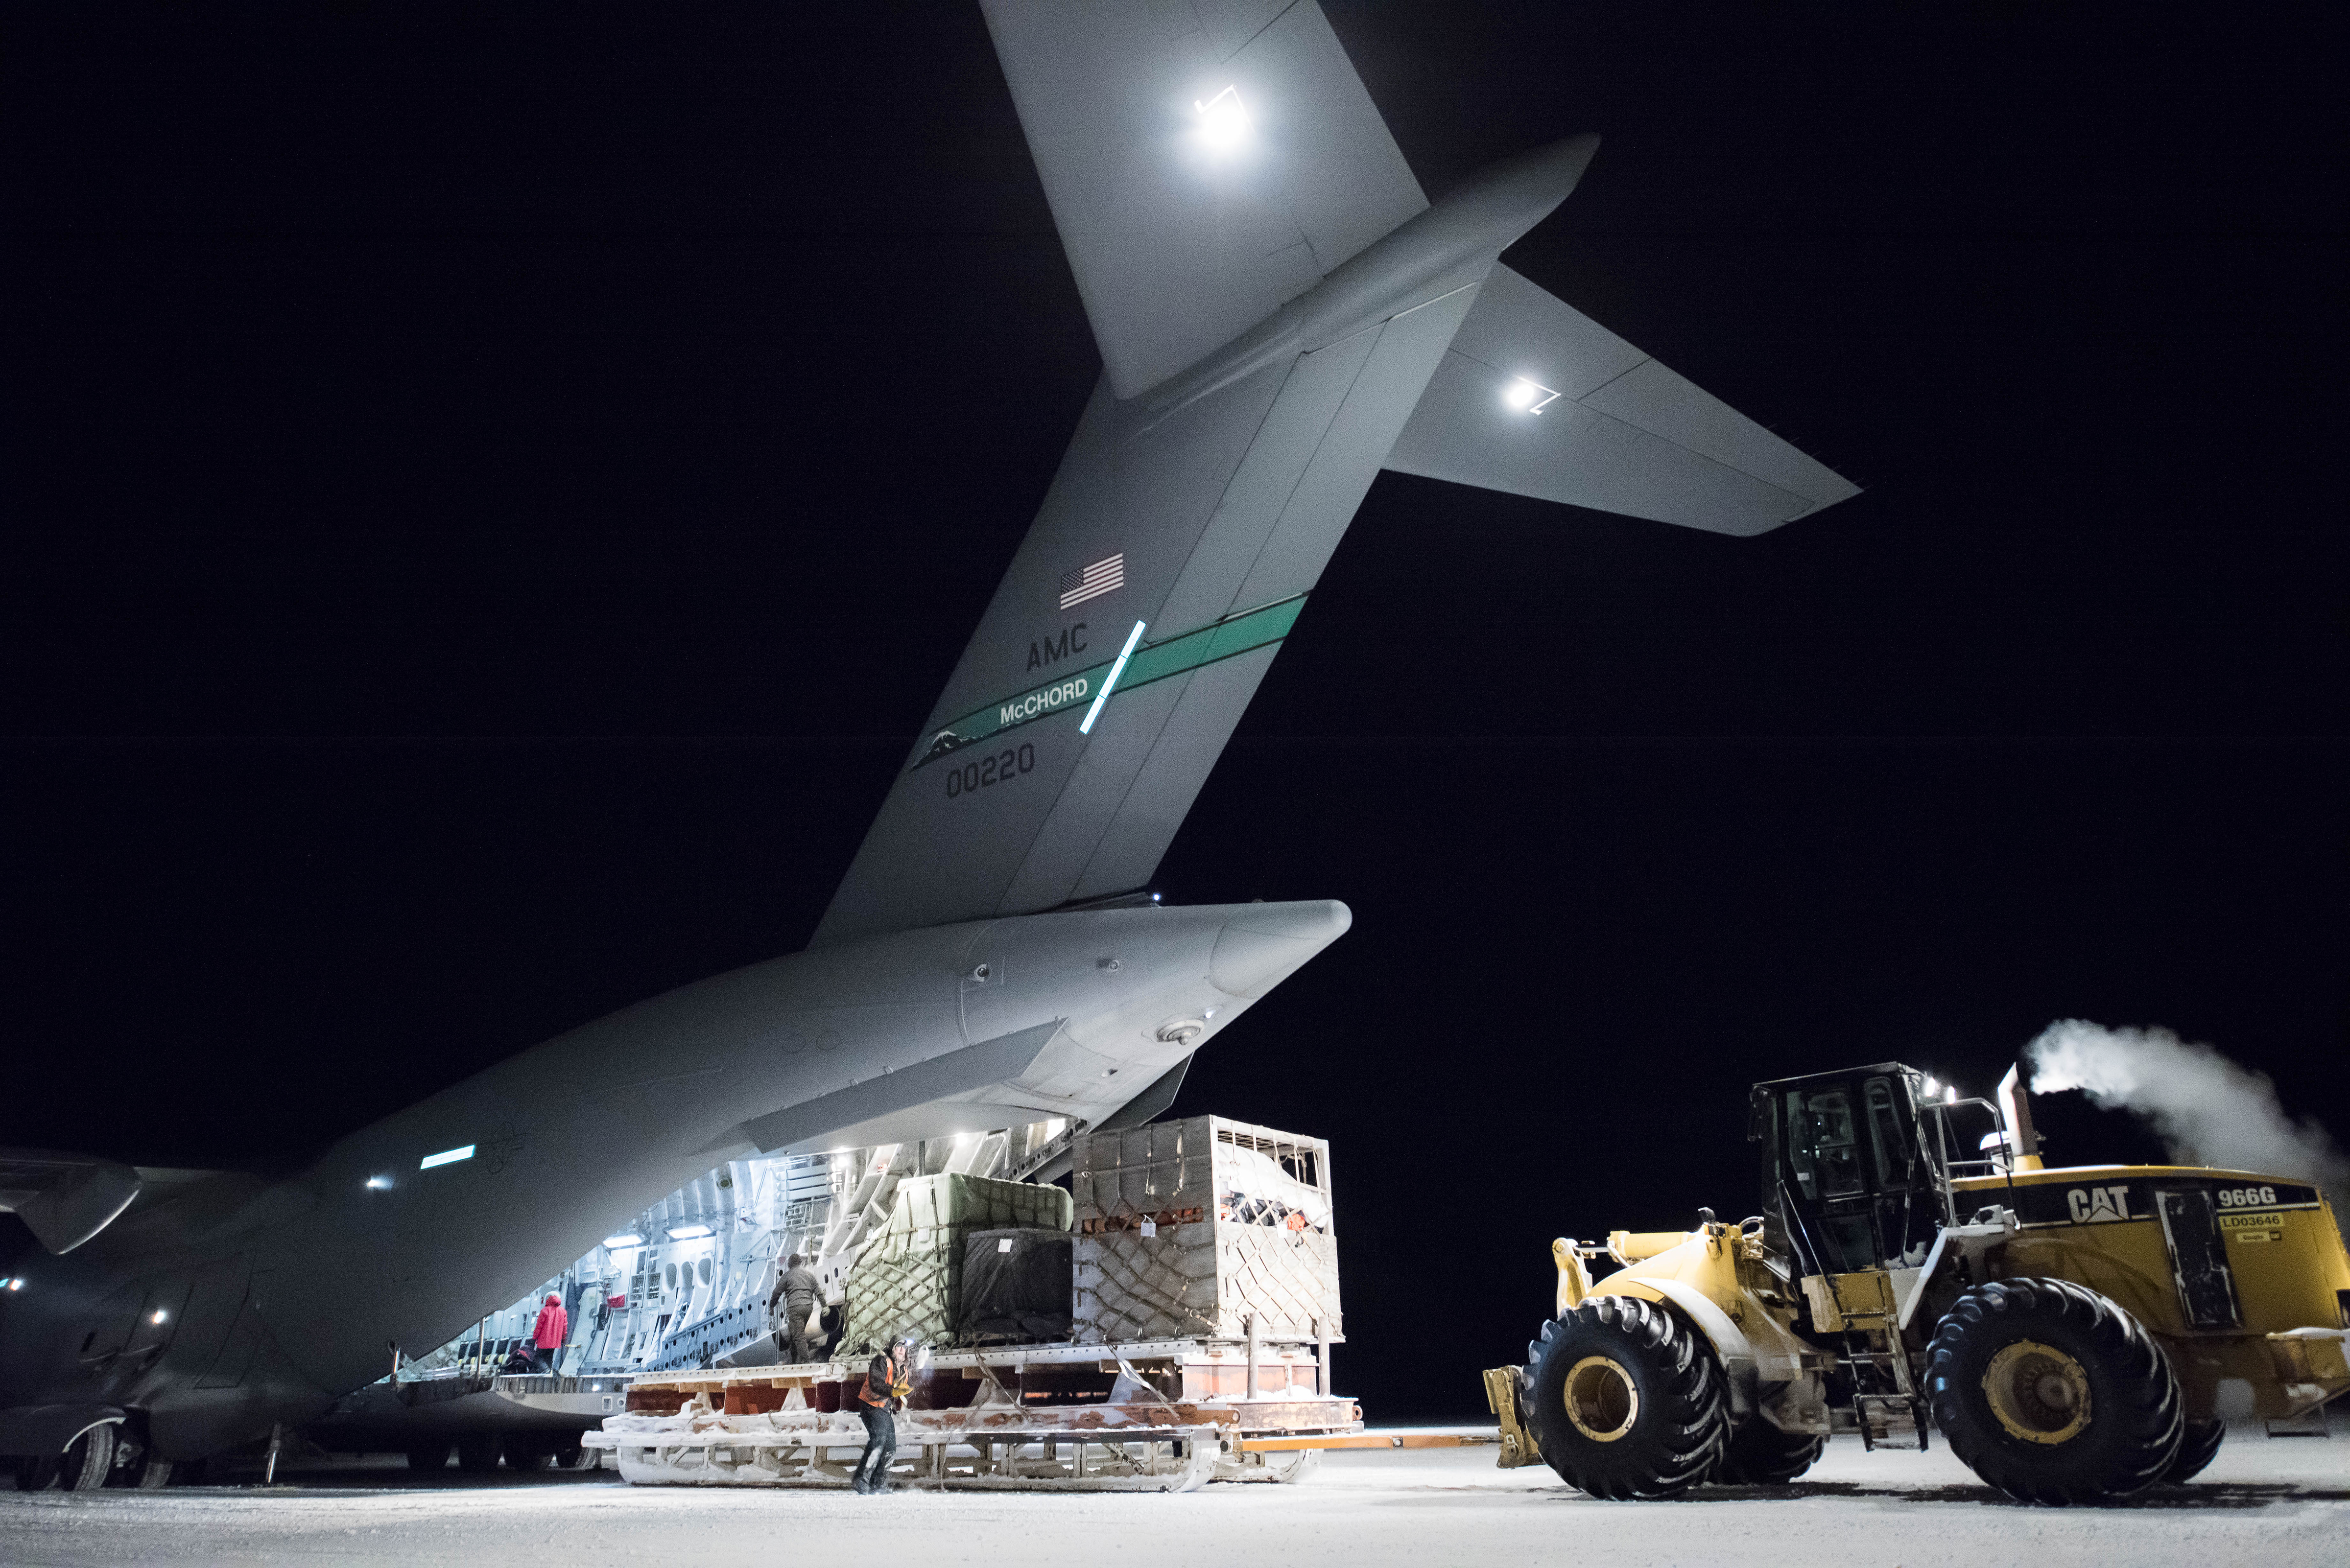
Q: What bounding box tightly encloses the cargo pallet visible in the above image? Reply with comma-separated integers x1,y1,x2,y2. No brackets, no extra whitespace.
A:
583,1336,1360,1491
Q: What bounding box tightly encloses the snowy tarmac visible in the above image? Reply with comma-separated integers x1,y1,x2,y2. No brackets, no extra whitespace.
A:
4,1423,2345,1567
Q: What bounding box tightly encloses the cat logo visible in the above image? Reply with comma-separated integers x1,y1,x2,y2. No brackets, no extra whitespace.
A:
2065,1184,2133,1224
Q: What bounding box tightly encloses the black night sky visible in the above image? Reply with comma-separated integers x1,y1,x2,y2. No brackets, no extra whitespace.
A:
4,2,2343,1418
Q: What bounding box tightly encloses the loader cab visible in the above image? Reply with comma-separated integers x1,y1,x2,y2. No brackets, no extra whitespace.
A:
1751,1064,1946,1277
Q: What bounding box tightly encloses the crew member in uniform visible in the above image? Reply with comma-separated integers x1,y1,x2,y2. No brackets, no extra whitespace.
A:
851,1335,915,1495
772,1253,822,1363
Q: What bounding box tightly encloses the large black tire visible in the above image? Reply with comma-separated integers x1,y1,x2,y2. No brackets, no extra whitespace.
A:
102,1436,169,1490
405,1443,452,1474
2164,1417,2226,1483
1523,1295,1730,1499
453,1434,502,1474
1713,1416,1827,1485
1926,1277,2182,1504
54,1425,115,1492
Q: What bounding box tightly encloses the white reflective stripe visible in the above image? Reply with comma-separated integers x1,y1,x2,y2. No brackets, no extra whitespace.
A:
1078,621,1146,734
419,1145,475,1170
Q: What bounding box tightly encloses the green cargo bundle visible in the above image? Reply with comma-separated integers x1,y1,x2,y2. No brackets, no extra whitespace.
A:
839,1174,1072,1354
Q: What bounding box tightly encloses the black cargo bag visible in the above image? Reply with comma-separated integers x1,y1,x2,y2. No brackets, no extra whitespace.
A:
957,1228,1074,1345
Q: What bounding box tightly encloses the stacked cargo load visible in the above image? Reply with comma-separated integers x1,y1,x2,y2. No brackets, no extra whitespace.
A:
838,1174,1072,1355
1071,1117,1341,1347
590,1116,1364,1489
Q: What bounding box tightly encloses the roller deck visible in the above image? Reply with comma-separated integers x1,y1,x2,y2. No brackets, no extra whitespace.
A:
583,1338,1361,1490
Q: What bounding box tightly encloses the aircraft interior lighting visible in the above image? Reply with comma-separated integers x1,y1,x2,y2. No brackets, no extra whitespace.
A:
666,1223,714,1241
603,1233,645,1250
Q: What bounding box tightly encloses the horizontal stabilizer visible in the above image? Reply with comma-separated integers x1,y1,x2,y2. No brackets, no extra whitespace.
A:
1384,263,1860,535
980,0,1426,398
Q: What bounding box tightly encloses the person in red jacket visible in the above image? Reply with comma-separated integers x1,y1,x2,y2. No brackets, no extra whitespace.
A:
531,1292,568,1376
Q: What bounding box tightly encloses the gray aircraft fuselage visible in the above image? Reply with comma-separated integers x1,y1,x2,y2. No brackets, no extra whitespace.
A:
0,898,1348,1459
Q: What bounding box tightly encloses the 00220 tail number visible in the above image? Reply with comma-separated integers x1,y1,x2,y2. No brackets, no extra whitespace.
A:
946,743,1035,798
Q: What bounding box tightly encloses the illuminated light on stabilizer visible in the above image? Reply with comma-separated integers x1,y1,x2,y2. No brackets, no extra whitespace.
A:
666,1223,714,1241
151,1309,168,1324
365,1175,392,1190
1922,1075,1940,1098
1079,621,1147,734
419,1145,475,1170
603,1233,645,1250
1504,377,1561,415
1194,85,1250,150
1946,1084,1960,1103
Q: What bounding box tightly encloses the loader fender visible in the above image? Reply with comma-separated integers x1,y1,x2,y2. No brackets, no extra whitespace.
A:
1611,1280,1758,1418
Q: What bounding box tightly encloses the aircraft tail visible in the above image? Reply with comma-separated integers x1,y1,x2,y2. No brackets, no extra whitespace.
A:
977,0,1427,400
814,6,1858,945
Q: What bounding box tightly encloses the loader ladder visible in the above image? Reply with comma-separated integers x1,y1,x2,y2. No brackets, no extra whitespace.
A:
1844,1335,1927,1451
1816,1272,1927,1452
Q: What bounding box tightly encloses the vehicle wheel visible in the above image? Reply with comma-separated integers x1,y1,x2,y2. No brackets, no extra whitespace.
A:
1523,1294,1730,1499
405,1443,452,1473
57,1425,116,1491
453,1435,502,1474
102,1437,170,1490
1925,1276,2182,1504
1713,1416,1827,1485
549,1440,593,1471
2164,1417,2225,1483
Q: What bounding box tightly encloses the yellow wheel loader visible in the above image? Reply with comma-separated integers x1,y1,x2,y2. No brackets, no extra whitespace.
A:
1484,1061,2350,1504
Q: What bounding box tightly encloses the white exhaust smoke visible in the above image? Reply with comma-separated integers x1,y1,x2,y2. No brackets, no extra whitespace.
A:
2026,1019,2347,1224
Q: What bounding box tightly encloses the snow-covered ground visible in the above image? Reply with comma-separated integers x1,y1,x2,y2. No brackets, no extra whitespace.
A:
4,1423,2345,1568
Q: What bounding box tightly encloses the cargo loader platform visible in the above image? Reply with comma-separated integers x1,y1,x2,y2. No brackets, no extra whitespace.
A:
583,1338,1361,1490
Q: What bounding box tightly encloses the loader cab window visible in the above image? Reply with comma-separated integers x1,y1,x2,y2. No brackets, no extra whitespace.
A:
1866,1076,1916,1189
1785,1088,1866,1201
1764,1066,1941,1278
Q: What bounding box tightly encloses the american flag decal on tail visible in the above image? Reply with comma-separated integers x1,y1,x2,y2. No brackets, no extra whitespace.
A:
1059,553,1124,610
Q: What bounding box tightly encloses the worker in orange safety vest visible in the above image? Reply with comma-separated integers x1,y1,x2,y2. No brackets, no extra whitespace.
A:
851,1334,915,1495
